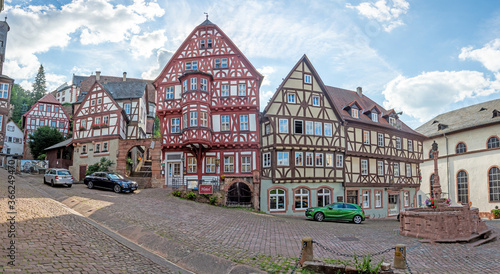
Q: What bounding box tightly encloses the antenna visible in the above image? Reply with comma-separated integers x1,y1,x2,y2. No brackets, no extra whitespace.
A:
204,12,208,20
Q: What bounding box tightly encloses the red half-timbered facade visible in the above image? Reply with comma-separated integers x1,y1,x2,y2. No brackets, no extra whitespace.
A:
22,94,71,159
154,19,262,207
0,19,13,151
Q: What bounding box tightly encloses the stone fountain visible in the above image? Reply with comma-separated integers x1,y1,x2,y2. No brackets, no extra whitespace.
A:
399,141,496,245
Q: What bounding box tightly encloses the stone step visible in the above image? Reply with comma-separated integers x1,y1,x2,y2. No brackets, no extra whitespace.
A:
471,232,498,247
130,171,152,177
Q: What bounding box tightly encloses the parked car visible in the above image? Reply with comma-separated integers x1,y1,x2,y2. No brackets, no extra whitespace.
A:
84,172,138,193
44,168,73,187
305,202,366,224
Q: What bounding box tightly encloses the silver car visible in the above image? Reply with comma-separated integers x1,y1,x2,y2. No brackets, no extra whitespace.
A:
44,168,73,187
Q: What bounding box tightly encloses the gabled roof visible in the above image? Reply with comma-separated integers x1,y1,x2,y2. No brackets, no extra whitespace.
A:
101,81,147,100
37,93,61,104
416,97,500,137
72,75,87,87
45,138,73,151
153,19,263,87
325,86,422,137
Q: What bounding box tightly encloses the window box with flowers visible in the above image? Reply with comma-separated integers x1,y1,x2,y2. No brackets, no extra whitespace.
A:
99,122,108,128
78,126,86,131
91,124,101,129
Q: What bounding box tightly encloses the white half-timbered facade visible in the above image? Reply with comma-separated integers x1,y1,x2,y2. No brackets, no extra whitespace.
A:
154,19,262,208
22,94,71,159
0,19,13,152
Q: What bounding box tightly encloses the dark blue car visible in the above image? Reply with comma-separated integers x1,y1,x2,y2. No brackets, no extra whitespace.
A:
84,172,138,193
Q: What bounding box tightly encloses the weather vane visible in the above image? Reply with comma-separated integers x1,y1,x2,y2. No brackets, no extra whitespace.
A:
204,12,208,20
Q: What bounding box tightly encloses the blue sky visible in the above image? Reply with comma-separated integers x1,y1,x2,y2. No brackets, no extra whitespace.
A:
3,0,500,128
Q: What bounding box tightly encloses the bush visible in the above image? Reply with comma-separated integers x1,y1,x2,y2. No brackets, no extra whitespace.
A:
209,196,218,205
172,190,181,197
186,192,196,200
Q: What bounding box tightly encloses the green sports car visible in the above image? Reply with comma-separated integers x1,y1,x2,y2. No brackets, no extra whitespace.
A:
305,202,366,224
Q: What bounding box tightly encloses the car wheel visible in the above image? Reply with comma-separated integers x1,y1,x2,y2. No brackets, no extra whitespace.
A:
43,177,47,184
314,212,325,222
51,180,55,187
87,181,94,189
130,190,135,193
68,184,72,188
113,184,121,193
353,215,363,224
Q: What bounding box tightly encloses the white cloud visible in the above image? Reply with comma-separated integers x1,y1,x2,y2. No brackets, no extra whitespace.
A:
346,0,409,32
382,70,497,122
261,90,275,110
141,48,174,80
257,66,275,86
459,39,500,72
130,30,168,58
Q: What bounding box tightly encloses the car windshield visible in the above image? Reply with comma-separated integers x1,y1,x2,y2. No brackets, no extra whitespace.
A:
107,173,124,180
57,170,71,175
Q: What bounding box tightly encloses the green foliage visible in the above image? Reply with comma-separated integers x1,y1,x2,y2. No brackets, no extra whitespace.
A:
154,115,160,138
491,208,500,218
209,196,218,205
353,254,383,274
28,126,64,159
10,84,32,127
62,102,71,107
85,157,115,175
37,154,46,160
172,190,181,197
186,192,196,200
32,64,47,101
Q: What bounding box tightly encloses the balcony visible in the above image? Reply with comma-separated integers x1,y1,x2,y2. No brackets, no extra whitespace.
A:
181,127,213,148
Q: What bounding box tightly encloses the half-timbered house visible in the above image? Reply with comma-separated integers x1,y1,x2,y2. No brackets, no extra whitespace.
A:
154,18,262,208
22,94,71,159
0,120,23,166
328,86,425,218
70,73,154,181
0,18,13,152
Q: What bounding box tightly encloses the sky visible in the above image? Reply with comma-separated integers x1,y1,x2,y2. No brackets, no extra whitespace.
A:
2,0,500,129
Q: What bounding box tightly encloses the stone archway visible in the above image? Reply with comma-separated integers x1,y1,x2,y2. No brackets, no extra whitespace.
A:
116,138,162,188
224,178,254,207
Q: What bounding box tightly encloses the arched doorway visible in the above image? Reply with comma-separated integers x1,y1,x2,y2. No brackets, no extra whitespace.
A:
227,182,252,206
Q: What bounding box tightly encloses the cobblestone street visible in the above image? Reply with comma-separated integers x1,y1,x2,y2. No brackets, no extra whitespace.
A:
3,167,500,273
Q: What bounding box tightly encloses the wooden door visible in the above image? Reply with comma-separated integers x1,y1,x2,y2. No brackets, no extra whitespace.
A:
79,165,86,181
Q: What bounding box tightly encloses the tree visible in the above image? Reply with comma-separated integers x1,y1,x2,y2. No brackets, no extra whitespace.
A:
28,126,64,159
154,115,160,138
32,64,47,102
86,157,115,175
10,84,32,128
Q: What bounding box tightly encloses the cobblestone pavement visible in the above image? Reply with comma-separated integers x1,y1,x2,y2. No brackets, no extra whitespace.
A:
12,170,500,273
0,169,180,273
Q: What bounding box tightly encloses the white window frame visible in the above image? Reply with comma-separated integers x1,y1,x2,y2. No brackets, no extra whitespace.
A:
221,84,229,97
372,112,378,122
190,78,197,90
171,118,180,133
224,156,234,173
277,152,289,166
378,133,384,147
315,153,323,167
406,163,412,177
314,122,322,136
238,84,246,96
124,103,131,114
201,112,208,127
312,95,320,106
396,137,401,150
363,131,370,145
294,120,303,134
389,117,396,126
221,58,228,68
306,152,314,166
377,160,384,176
240,115,249,131
305,121,313,135
336,154,344,168
188,157,197,173
404,192,410,207
279,119,289,133
394,163,400,177
190,112,197,127
166,86,174,99
361,159,368,175
263,152,271,168
362,190,370,208
287,93,296,103
0,83,8,99
206,157,215,173
295,188,309,210
295,152,303,166
375,191,382,208
200,78,207,91
352,108,359,118
326,153,334,167
270,189,285,211
324,123,332,137
221,115,230,131
241,156,251,173
408,140,413,152
304,74,312,84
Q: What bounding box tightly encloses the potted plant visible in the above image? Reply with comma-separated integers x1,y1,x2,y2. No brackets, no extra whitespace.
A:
99,122,108,128
492,206,500,219
78,126,86,131
425,198,436,209
91,123,100,129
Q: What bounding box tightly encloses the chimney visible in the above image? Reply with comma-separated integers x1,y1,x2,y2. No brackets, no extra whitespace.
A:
96,71,101,81
123,72,127,81
356,87,363,97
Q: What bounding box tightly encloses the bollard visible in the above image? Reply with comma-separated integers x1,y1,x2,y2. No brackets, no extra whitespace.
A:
299,237,313,266
394,244,406,269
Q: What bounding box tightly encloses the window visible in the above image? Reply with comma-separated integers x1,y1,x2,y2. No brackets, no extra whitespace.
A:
221,58,227,68
46,106,51,112
201,112,208,127
375,190,382,208
31,119,35,125
51,121,56,127
457,170,469,203
91,100,95,106
324,123,332,137
54,106,59,112
241,156,251,173
206,157,215,173
487,137,499,149
456,142,466,154
166,86,174,99
221,115,230,131
82,145,87,154
39,105,44,111
336,154,344,168
396,137,401,150
312,95,320,106
97,98,102,104
81,120,86,130
294,120,303,134
305,152,314,166
0,83,8,98
186,61,192,70
362,190,370,208
270,189,285,211
188,157,197,173
288,93,296,103
378,133,384,147
352,108,359,118
238,84,246,96
182,80,188,93
124,103,131,114
305,121,313,135
372,112,378,122
40,120,45,126
404,192,410,207
190,78,197,90
192,61,198,70
406,163,411,177
214,58,220,68
200,39,205,49
7,125,14,132
263,152,271,168
103,142,108,152
325,153,334,167
279,119,288,133
95,143,101,153
295,152,303,166
171,118,180,133
304,74,312,84
363,131,370,145
408,140,413,152
377,161,384,176
317,188,331,207
207,39,212,48
265,123,271,135
315,153,323,166
95,117,101,125
277,152,289,166
389,117,396,126
224,156,234,172
489,167,500,202
190,112,197,127
314,122,322,136
361,159,368,175
200,78,207,91
103,116,109,125
240,115,249,131
221,84,229,97
429,149,434,159
295,188,309,209
394,163,400,177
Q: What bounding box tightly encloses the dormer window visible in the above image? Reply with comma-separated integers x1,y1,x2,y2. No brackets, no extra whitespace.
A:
371,112,378,122
389,117,396,126
493,110,499,118
352,108,359,119
438,123,448,130
200,39,205,49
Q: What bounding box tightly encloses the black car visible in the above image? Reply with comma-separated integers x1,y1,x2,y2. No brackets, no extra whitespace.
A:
84,172,138,193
